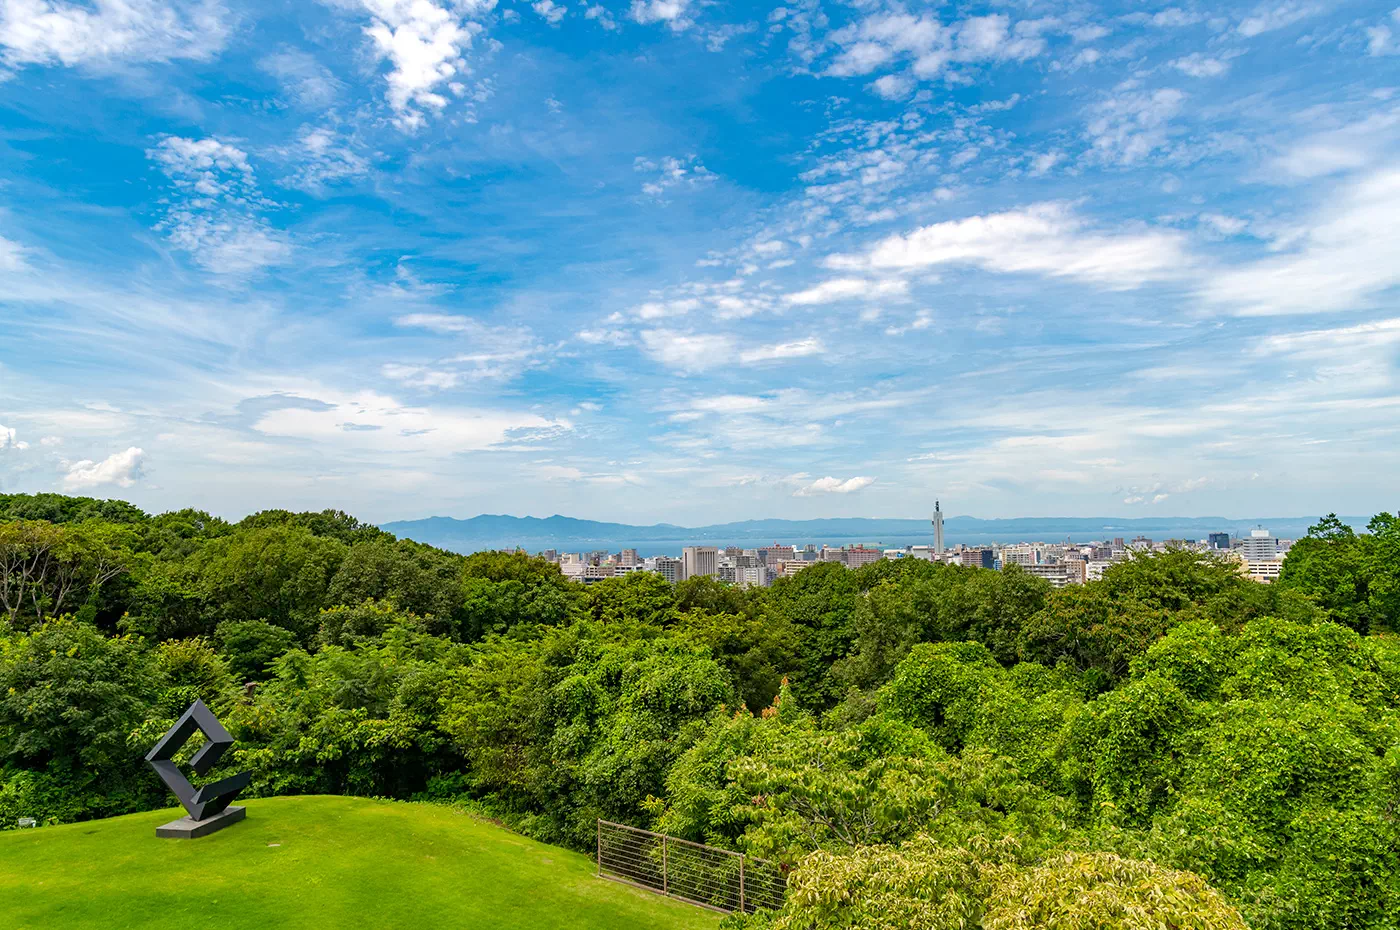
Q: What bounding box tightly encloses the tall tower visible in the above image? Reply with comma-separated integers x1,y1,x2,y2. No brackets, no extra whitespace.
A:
932,500,944,558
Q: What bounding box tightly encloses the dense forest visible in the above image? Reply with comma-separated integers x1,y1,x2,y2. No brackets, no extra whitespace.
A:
2,493,1398,929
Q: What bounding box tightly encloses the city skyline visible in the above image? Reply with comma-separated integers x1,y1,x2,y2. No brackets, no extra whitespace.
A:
3,1,1399,524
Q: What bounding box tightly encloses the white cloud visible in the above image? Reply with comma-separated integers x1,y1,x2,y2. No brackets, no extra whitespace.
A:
823,11,1047,85
784,277,908,305
692,394,771,414
0,0,228,70
358,0,493,131
532,0,565,25
1171,53,1230,77
639,330,733,371
62,446,144,490
1366,10,1400,55
1085,87,1185,164
629,0,692,32
739,338,825,364
1253,317,1400,358
0,424,29,451
161,214,293,275
583,3,617,29
250,389,566,455
1139,8,1202,28
830,202,1192,290
259,48,343,108
794,475,875,496
147,136,292,274
0,233,27,270
148,136,256,201
1199,213,1248,236
634,155,716,200
280,126,370,193
390,313,545,384
1201,169,1400,314
1237,2,1321,37
1028,151,1062,176
870,73,912,99
1266,109,1400,180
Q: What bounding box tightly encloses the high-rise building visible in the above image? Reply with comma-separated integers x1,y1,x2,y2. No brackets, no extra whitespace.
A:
932,500,945,556
682,546,719,580
1240,528,1277,560
845,546,883,567
1207,532,1230,550
960,547,995,569
652,556,683,583
618,548,639,567
759,544,796,565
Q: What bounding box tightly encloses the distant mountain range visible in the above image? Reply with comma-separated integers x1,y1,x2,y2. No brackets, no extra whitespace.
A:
379,513,1363,557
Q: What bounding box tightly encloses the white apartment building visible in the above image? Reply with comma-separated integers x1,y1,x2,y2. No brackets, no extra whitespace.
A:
1240,528,1278,560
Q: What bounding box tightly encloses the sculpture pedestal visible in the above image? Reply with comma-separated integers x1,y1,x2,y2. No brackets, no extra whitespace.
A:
156,805,246,839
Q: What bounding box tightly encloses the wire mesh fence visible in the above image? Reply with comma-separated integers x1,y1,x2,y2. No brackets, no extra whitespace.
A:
597,819,787,914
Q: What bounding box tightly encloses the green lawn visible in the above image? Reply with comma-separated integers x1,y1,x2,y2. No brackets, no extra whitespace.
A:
0,796,721,930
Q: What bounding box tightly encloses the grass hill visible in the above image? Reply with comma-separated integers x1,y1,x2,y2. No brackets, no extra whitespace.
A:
0,796,720,930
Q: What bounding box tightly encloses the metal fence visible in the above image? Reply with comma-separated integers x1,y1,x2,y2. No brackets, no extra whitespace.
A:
596,819,787,914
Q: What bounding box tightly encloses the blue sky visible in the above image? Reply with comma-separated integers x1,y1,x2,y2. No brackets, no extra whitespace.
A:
1,0,1398,525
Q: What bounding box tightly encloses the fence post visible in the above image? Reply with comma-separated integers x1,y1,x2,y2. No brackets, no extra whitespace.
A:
739,854,746,914
596,820,601,877
662,835,669,895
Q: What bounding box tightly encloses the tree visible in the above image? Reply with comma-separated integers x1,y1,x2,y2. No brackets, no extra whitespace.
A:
216,619,297,682
983,852,1248,930
1278,514,1374,632
191,524,347,638
0,520,135,628
0,619,156,769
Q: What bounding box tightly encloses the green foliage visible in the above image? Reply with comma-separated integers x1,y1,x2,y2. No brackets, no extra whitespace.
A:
1279,512,1400,634
982,851,1249,930
190,524,348,639
215,619,297,682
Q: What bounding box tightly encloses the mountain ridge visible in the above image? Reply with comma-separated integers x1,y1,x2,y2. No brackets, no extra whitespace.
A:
380,512,1363,556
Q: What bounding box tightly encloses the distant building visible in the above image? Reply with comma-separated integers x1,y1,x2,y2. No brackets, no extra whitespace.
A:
541,549,559,562
960,548,995,569
844,546,883,568
1241,558,1283,583
618,548,639,567
652,556,683,583
1240,528,1277,560
1086,559,1114,582
775,559,813,577
682,546,719,580
759,544,797,565
1002,545,1036,566
932,500,945,556
1021,563,1085,587
737,566,769,587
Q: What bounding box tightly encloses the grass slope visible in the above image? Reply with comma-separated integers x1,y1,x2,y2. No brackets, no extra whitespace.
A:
1,796,720,930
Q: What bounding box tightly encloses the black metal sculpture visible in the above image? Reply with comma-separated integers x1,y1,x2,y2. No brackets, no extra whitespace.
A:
146,699,251,838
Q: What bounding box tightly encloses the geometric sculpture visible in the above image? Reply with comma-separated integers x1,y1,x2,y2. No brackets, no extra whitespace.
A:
145,699,251,838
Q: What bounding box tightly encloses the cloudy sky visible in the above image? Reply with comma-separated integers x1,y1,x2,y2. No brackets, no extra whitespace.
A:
1,0,1397,525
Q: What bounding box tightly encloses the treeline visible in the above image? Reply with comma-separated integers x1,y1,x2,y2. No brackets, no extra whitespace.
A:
1,494,1398,930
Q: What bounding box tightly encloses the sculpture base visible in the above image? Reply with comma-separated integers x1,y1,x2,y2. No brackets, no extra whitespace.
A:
156,805,246,839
